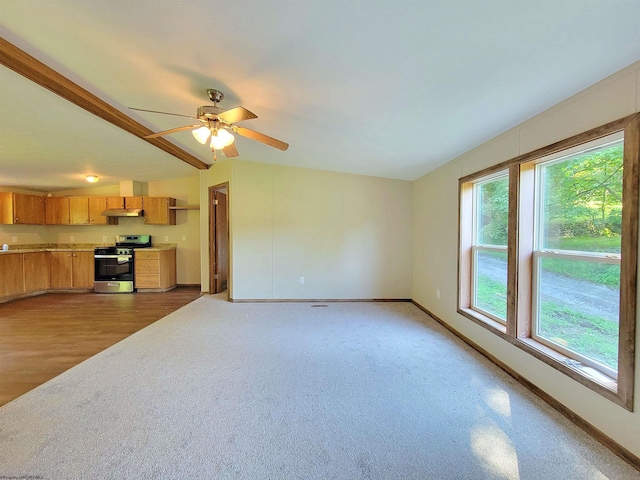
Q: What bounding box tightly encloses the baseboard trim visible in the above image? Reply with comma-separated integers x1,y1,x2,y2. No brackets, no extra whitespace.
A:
230,298,412,303
410,300,640,472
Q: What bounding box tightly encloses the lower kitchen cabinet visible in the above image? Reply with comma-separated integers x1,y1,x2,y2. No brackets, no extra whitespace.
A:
0,252,50,300
23,252,50,293
135,249,176,291
49,251,95,289
0,254,24,298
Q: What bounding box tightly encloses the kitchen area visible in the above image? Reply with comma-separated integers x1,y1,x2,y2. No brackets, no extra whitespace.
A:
0,177,202,303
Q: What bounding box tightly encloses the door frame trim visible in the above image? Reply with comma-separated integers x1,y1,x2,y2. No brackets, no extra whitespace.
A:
208,182,230,297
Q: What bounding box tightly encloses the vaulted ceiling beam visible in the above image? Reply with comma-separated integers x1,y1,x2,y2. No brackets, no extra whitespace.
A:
0,36,209,170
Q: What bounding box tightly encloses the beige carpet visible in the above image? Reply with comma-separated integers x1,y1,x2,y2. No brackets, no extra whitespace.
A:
0,294,637,479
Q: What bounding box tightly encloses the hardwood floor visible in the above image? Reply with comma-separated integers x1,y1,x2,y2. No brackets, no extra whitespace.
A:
0,287,203,407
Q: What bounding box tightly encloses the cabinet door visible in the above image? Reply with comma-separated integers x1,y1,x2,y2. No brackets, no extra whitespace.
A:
124,196,143,209
45,197,70,225
69,197,90,225
13,193,45,225
50,252,73,288
143,197,176,225
88,197,108,225
0,254,24,298
106,197,124,209
72,252,94,288
23,252,50,292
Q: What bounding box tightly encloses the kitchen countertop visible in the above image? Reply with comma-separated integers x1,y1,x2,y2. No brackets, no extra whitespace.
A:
0,243,177,254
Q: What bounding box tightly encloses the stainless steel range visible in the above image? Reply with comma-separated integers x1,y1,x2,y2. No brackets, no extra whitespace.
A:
94,235,152,293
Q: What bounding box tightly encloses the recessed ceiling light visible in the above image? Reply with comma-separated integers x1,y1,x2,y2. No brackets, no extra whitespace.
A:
86,175,99,183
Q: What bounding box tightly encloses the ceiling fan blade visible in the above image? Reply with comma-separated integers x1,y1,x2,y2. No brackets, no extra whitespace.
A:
129,107,197,119
217,106,258,124
223,143,239,158
144,124,201,139
234,126,289,151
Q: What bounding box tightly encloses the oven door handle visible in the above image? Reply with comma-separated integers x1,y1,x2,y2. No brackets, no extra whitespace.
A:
94,255,133,264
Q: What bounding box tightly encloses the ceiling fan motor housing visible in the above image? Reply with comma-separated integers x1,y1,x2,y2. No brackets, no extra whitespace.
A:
197,105,225,120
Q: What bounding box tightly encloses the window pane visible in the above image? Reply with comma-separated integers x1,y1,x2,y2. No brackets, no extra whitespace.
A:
540,141,623,254
477,176,509,246
474,249,507,320
536,256,620,371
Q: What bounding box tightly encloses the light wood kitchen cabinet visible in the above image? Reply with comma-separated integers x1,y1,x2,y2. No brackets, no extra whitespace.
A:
88,196,120,225
107,196,124,209
69,197,90,224
124,196,143,209
23,252,50,293
50,251,94,289
45,197,70,225
0,192,45,225
142,197,176,225
0,254,24,298
135,249,176,291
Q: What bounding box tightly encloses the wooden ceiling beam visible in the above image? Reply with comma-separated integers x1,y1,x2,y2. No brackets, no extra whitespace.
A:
0,36,209,170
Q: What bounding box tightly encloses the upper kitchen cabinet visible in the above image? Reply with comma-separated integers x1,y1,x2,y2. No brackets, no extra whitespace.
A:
0,192,45,225
107,197,125,209
124,196,143,209
88,197,119,225
45,197,70,225
69,197,90,225
142,197,176,225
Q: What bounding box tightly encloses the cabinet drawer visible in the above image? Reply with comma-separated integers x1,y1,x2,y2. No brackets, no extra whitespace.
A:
136,274,161,288
136,250,160,260
136,259,160,274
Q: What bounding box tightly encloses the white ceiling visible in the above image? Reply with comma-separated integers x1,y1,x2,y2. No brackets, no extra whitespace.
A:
1,1,640,192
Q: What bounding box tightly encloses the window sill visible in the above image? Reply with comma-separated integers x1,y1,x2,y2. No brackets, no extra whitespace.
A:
515,337,624,407
458,307,507,336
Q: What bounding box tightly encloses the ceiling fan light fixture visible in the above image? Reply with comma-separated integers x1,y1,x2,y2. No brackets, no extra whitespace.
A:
192,126,211,144
85,175,99,183
210,128,234,150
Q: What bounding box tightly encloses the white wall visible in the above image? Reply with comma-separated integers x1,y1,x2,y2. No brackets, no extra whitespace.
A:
203,160,413,300
412,60,640,457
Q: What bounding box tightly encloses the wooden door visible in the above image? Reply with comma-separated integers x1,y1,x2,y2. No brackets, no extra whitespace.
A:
13,193,45,224
214,190,228,293
45,197,70,225
72,252,95,288
0,254,23,298
49,252,73,288
69,197,90,224
23,252,50,292
88,197,108,224
124,196,143,209
142,197,166,225
106,197,124,209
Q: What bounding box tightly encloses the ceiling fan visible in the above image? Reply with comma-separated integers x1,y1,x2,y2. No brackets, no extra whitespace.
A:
130,89,289,160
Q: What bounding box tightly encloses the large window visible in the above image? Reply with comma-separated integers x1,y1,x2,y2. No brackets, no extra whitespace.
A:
533,136,623,378
472,173,509,324
458,116,639,410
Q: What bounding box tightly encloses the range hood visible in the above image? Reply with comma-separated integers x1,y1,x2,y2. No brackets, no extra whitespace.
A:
101,208,144,217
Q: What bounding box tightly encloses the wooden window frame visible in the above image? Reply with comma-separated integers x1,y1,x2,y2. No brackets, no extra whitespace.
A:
458,114,639,410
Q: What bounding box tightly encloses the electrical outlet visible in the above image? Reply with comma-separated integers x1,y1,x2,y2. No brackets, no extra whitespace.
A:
436,289,441,299
164,235,169,242
299,277,305,284
182,235,187,241
102,236,107,242
12,236,17,242
70,235,75,242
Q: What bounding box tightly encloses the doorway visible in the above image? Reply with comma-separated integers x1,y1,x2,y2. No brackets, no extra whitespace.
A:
208,183,229,295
